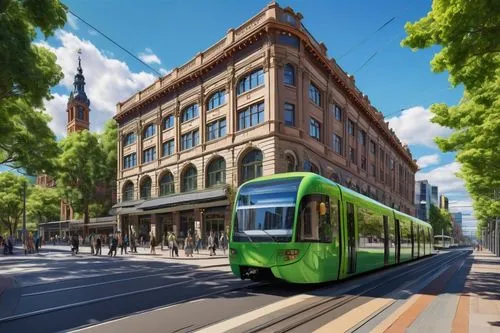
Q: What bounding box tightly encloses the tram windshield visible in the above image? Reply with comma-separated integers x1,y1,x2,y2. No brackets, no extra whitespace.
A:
233,178,302,242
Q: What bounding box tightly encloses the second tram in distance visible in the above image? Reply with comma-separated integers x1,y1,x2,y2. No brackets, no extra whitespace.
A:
229,172,433,284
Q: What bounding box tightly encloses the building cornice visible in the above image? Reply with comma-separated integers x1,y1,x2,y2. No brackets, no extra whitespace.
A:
115,2,417,171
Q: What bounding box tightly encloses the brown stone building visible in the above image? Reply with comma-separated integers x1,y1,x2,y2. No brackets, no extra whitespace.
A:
113,3,418,246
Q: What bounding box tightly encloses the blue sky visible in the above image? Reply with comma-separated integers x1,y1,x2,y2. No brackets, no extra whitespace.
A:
22,1,475,231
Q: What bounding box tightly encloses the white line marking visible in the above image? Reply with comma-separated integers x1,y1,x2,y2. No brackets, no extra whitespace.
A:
21,268,214,297
0,272,230,323
69,281,259,332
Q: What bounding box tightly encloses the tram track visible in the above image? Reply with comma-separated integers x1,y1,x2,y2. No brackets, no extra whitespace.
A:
0,269,237,325
241,250,469,333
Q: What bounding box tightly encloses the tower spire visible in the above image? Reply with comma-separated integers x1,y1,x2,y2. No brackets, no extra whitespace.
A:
69,49,90,107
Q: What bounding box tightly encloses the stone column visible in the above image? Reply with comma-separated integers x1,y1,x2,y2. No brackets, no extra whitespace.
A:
173,211,180,237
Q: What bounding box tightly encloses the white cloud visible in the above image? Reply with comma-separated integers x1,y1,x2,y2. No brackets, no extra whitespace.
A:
66,15,79,30
416,162,464,193
416,154,440,169
39,31,156,136
159,68,171,75
88,29,98,36
44,93,70,138
388,106,452,147
138,48,161,65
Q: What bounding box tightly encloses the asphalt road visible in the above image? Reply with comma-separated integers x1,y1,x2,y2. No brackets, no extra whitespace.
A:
0,247,472,333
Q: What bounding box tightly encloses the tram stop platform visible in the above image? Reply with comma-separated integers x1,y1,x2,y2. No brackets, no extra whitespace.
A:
371,249,500,333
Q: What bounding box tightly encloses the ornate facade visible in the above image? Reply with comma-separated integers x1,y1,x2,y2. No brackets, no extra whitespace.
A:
114,3,418,245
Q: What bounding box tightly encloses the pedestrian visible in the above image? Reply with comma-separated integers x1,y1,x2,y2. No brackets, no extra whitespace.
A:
35,235,40,253
220,232,227,255
194,232,202,254
71,234,79,255
208,231,216,256
150,234,156,254
123,234,129,254
95,235,102,256
89,232,95,255
185,235,194,257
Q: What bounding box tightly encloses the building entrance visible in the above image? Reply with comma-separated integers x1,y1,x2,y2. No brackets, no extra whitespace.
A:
204,213,225,246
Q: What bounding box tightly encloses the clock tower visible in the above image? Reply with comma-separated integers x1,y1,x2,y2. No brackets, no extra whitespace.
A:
67,54,90,133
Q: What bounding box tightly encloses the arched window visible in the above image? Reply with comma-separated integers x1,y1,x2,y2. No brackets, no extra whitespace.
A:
286,153,296,172
284,64,295,85
240,149,263,184
181,104,199,123
206,158,226,187
143,124,156,139
207,90,226,111
122,181,134,201
237,68,264,95
182,166,197,192
304,160,320,174
162,115,174,130
140,177,152,199
159,172,174,196
123,132,136,146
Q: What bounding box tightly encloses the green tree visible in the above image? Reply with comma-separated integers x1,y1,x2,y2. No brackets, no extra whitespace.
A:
402,0,500,233
429,204,453,235
56,130,106,236
0,172,30,235
27,185,60,226
0,0,67,173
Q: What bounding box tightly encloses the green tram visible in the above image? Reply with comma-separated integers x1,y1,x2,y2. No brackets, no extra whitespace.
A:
229,172,433,284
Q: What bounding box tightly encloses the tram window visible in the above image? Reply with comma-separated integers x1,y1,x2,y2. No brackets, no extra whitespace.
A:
357,207,384,249
297,194,332,243
330,199,340,246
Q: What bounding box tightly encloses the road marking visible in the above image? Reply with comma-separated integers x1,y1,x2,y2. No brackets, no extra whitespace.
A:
451,295,469,333
313,298,394,333
0,272,230,323
69,281,259,332
370,295,421,333
21,268,215,297
195,294,316,333
194,283,361,333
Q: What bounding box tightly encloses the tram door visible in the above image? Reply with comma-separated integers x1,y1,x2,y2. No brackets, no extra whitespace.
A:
395,219,401,263
346,202,357,274
383,216,389,265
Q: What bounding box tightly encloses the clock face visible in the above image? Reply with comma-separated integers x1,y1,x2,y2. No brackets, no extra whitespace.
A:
77,106,84,120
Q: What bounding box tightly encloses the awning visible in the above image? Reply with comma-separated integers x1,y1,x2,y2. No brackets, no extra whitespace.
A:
112,199,145,209
129,199,229,216
137,187,227,210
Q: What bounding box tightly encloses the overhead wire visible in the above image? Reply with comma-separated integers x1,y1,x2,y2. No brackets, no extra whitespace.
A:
66,9,163,77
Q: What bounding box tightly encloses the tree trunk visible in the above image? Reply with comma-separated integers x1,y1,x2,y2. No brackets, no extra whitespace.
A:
83,201,89,239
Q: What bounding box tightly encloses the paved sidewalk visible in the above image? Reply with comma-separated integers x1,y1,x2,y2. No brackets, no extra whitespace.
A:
20,244,229,268
463,250,500,333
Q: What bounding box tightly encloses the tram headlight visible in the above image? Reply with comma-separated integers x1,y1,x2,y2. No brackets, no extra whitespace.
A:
230,248,237,256
282,249,300,261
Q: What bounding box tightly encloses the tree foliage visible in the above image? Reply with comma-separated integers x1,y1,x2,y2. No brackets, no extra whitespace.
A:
56,130,106,235
402,0,500,232
0,0,67,173
0,172,29,235
27,185,60,226
429,204,453,235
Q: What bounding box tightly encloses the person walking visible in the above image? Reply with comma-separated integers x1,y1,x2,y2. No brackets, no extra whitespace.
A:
150,234,156,255
220,232,228,255
89,232,95,255
95,235,102,256
208,231,216,256
185,235,194,257
194,232,202,254
123,234,129,254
